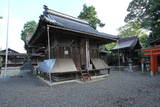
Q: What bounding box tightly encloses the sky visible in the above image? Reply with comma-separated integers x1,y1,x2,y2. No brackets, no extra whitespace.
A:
0,0,132,53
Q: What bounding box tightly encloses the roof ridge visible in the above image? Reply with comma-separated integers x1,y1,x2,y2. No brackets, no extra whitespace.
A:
43,5,89,25
120,36,137,42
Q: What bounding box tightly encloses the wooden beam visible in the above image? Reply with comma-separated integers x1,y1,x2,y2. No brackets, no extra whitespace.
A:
47,25,51,59
47,25,52,84
86,39,90,70
29,26,45,45
150,55,158,75
80,38,86,67
144,51,160,55
47,25,117,41
143,47,160,51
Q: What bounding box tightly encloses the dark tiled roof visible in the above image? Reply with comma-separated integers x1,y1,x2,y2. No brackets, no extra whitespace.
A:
0,53,26,56
29,6,118,44
0,48,43,57
0,48,25,56
43,8,117,40
0,48,19,54
0,53,44,57
113,36,141,50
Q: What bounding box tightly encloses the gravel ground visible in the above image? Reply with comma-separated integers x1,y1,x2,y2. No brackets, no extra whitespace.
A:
0,70,160,107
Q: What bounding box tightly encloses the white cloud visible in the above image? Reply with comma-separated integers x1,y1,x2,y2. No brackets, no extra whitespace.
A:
85,0,132,35
0,18,26,53
0,0,132,52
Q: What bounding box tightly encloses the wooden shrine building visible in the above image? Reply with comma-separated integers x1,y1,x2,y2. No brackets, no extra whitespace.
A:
112,36,141,65
0,48,43,67
0,48,26,67
28,6,118,80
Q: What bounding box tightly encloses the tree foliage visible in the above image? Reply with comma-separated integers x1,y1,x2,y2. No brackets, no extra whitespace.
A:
125,0,160,42
119,21,145,38
118,21,149,48
21,20,37,43
78,4,105,29
139,34,150,48
105,42,116,51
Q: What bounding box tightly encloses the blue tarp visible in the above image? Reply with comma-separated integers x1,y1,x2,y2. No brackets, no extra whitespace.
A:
38,59,56,73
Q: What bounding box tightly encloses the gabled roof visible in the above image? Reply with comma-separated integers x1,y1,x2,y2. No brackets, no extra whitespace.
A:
0,48,25,56
0,48,19,54
113,36,141,50
0,48,43,57
29,6,118,45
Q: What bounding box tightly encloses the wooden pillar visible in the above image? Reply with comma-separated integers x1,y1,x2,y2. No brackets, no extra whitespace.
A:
80,38,86,67
155,56,158,73
86,39,90,70
150,55,154,75
150,55,158,75
47,25,52,83
153,55,158,73
47,25,51,59
80,38,90,69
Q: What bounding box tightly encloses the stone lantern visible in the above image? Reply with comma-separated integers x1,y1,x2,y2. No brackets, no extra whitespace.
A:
128,58,133,72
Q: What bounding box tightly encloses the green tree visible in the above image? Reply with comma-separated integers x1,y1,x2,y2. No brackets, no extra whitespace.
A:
21,20,37,44
78,4,105,29
118,21,149,48
119,21,144,38
139,34,150,48
105,42,116,51
125,0,160,43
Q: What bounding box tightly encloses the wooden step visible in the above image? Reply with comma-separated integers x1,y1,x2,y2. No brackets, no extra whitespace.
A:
80,70,91,81
81,73,89,75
